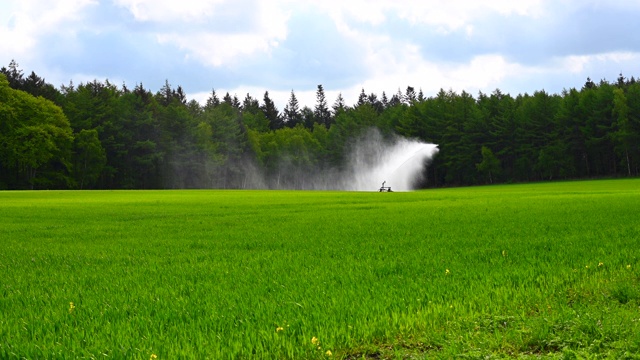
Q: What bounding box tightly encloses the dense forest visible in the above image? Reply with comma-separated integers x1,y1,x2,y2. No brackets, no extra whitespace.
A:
1,60,639,190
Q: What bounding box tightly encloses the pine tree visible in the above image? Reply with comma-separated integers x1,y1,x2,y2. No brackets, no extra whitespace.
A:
158,80,173,106
368,93,384,113
314,84,331,127
174,85,187,105
232,94,241,110
242,93,260,114
0,59,24,88
283,90,301,127
223,92,233,106
302,106,315,129
617,73,626,88
357,88,367,107
332,93,346,116
133,83,151,104
583,77,596,90
388,91,402,107
261,91,282,130
405,86,416,104
205,89,220,110
381,92,389,109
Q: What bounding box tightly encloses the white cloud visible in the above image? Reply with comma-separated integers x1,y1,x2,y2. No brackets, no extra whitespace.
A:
113,0,226,22
561,55,592,74
357,51,523,99
558,52,640,75
282,0,549,100
0,0,96,61
449,55,526,90
395,0,544,31
157,33,272,67
143,1,291,67
308,0,388,27
307,0,545,35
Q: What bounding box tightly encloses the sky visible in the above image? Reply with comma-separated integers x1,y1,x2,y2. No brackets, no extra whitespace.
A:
1,0,640,109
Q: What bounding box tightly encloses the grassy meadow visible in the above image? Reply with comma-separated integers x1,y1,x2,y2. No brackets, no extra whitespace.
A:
1,179,640,359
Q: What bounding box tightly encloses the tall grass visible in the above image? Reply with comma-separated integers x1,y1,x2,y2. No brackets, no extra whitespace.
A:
1,179,639,358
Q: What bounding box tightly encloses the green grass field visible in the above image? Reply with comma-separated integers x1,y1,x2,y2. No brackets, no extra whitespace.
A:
1,179,640,359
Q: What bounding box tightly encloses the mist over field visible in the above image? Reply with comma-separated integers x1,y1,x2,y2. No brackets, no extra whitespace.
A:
232,129,438,191
339,129,439,191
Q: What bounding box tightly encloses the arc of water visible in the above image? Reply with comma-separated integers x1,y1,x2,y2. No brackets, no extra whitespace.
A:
386,145,431,178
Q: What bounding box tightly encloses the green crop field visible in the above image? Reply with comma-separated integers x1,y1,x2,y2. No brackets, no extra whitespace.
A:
1,179,640,359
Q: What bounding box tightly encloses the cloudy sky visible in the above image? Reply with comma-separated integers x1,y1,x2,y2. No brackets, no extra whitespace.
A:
1,0,639,109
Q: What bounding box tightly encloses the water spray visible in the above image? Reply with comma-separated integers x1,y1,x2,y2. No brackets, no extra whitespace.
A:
346,129,439,192
374,144,438,191
387,146,433,178
252,128,438,191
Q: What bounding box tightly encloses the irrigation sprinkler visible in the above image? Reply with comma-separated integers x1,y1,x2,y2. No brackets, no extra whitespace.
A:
379,181,393,192
377,145,432,192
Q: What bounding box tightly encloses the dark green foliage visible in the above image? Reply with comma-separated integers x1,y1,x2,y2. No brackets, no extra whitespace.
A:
198,102,249,188
0,73,73,189
73,129,106,189
328,102,381,166
250,124,323,188
0,60,63,104
2,59,640,189
241,94,270,133
476,146,500,183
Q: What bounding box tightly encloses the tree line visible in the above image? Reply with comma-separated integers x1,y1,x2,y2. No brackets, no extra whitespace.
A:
1,60,639,190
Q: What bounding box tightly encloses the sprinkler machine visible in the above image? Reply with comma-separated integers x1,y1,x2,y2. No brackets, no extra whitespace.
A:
379,181,393,192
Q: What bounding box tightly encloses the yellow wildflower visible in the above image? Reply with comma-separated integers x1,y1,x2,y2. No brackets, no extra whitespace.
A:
311,336,319,346
627,264,632,269
598,262,603,267
502,250,507,257
326,350,333,356
276,326,284,333
69,302,75,313
445,269,450,275
150,354,157,360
